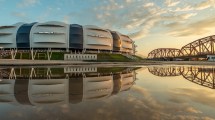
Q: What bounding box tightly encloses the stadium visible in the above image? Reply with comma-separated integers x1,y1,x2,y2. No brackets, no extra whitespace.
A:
0,21,136,60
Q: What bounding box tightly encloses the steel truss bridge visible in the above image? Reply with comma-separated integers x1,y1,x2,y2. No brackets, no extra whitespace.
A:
148,35,215,59
148,66,215,89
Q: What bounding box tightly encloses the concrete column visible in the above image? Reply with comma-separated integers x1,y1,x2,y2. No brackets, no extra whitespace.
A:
9,68,16,79
47,48,52,61
10,49,17,60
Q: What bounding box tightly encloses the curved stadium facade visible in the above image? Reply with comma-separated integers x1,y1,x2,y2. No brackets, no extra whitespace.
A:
0,21,136,59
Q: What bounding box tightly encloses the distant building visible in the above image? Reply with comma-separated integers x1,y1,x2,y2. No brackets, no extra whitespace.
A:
207,55,215,61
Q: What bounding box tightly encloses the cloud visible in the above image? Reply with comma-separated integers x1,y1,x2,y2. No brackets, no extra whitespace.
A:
65,0,168,40
125,0,133,3
52,0,215,40
11,12,30,21
169,88,215,108
186,107,202,114
142,12,198,37
90,0,202,40
195,0,215,10
144,2,154,8
179,13,197,19
17,0,40,8
165,0,180,7
167,15,215,37
129,17,161,40
63,15,70,24
3,85,215,120
11,12,26,18
174,5,194,12
173,0,215,12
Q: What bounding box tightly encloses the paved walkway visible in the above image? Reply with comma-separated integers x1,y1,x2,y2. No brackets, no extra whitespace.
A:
0,59,144,66
1,59,215,66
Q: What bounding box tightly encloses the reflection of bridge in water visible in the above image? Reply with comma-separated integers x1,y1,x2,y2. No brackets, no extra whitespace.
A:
0,67,138,106
148,66,182,77
148,66,215,89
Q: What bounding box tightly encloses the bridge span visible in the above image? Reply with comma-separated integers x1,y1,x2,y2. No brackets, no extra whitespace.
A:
148,35,215,60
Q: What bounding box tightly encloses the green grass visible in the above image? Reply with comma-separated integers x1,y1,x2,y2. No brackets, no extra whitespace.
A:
12,52,65,60
133,55,144,61
15,53,31,59
50,68,64,74
50,52,64,60
96,53,133,62
2,52,143,62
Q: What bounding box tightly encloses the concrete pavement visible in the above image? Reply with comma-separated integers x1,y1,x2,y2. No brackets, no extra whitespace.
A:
1,59,215,66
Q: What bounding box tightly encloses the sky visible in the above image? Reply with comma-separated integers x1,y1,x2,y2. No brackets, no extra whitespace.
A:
0,0,215,57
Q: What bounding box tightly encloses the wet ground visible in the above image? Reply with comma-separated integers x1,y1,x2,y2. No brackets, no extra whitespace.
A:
0,65,214,120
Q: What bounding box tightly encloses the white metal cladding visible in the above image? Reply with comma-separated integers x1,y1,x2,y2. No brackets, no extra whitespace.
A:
0,80,17,104
28,79,69,105
30,21,69,48
0,23,24,48
83,76,113,100
118,32,134,53
120,72,135,91
83,25,113,50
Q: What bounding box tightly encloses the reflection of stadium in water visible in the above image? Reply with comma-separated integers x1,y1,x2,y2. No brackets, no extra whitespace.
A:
148,66,215,89
0,67,137,105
